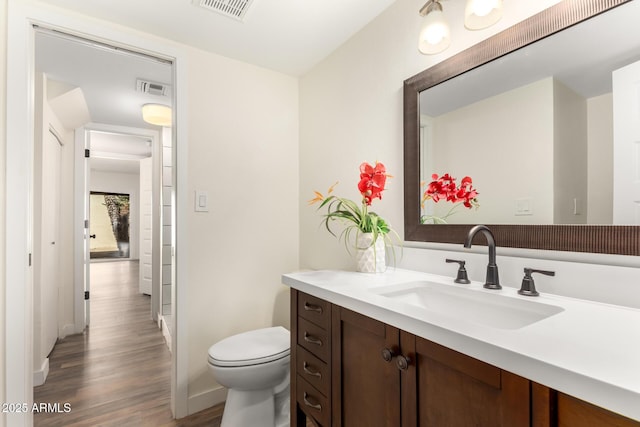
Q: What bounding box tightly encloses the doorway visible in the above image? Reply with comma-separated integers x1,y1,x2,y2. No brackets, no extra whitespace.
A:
33,24,172,410
6,4,189,421
90,192,131,259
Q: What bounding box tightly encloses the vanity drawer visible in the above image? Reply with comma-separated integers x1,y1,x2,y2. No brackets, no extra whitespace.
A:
298,317,330,362
297,375,330,427
296,345,329,397
297,292,330,329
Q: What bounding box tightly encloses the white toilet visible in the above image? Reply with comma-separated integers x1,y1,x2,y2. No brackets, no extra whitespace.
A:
207,326,291,427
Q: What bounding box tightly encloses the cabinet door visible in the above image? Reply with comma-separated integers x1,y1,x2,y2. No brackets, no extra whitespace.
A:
332,306,401,427
556,393,640,427
405,333,530,427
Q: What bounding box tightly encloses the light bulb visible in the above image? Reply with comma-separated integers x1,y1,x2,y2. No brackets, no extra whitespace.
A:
471,0,497,17
418,6,450,54
465,0,502,30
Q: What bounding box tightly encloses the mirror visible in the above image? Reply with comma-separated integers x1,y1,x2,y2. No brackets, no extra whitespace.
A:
404,0,640,255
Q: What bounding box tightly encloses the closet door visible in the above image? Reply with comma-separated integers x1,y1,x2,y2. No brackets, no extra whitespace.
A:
41,127,63,357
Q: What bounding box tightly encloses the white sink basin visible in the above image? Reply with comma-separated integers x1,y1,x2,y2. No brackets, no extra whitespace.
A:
371,280,564,330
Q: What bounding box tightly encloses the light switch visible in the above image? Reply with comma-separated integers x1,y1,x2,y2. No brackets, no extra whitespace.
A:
195,190,209,212
573,198,582,215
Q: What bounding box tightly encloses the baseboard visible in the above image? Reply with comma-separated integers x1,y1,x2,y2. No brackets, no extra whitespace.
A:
33,357,50,386
60,323,76,339
188,386,227,416
160,315,172,351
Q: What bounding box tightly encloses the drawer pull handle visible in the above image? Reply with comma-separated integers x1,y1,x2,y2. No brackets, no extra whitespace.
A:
303,362,322,378
303,302,323,314
381,347,397,362
396,354,411,371
304,332,322,346
303,392,322,411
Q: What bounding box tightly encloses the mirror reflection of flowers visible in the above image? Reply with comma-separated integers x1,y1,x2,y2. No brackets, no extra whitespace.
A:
421,173,479,224
309,161,399,255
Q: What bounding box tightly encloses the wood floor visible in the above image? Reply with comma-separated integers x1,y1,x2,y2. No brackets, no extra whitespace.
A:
34,260,223,427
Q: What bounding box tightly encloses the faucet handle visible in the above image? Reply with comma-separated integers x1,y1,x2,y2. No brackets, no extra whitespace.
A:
518,268,555,297
445,259,470,284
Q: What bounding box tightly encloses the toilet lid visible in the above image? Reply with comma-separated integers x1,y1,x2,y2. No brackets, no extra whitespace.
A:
208,326,290,367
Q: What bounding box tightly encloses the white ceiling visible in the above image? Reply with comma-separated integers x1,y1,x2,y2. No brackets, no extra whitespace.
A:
36,0,397,76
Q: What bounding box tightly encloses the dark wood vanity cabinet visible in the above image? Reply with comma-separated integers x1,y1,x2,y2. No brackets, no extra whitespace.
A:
292,290,332,426
332,306,401,426
333,305,529,426
290,289,639,427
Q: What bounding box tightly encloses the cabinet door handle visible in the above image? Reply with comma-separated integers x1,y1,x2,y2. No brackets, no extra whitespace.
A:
303,302,323,314
303,392,322,411
303,361,322,378
381,347,397,362
396,354,411,371
304,332,322,346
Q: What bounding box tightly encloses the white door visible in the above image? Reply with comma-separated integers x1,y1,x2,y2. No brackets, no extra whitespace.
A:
41,127,63,356
84,132,92,325
139,157,153,295
612,59,640,224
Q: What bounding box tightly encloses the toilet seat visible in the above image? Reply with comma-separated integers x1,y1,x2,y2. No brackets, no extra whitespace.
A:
208,326,290,367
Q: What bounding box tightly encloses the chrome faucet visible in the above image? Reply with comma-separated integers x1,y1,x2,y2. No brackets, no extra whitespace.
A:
464,225,501,289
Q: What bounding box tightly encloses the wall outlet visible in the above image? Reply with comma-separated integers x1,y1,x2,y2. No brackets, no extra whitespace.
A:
515,197,533,216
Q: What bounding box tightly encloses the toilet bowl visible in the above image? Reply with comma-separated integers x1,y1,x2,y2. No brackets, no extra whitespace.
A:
208,326,290,427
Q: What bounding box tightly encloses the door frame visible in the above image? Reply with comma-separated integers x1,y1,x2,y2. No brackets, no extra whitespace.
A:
5,1,190,422
75,124,162,330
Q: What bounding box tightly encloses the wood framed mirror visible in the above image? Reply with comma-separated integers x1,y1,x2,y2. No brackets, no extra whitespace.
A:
403,0,640,255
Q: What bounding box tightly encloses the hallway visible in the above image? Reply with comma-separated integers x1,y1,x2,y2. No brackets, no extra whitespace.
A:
34,260,222,426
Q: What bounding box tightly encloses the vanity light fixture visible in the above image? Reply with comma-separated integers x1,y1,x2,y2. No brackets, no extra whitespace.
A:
418,0,503,55
142,103,172,127
464,0,502,30
418,0,451,55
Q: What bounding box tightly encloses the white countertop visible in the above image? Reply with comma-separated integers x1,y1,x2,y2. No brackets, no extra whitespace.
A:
282,268,640,421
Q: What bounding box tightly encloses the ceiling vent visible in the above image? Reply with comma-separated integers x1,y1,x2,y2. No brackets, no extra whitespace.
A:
194,0,255,21
136,79,170,97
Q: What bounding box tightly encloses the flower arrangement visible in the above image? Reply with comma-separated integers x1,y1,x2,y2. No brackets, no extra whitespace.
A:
309,161,398,256
421,173,479,224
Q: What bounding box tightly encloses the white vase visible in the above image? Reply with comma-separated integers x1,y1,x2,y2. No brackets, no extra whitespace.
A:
355,233,386,273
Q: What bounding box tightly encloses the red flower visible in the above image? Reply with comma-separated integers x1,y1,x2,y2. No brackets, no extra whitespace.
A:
358,162,388,205
424,173,478,208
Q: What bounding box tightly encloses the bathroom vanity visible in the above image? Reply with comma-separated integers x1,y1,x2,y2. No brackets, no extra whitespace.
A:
284,269,640,426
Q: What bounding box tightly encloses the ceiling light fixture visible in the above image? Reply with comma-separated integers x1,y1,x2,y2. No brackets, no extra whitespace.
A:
418,0,451,55
465,0,503,30
142,103,172,127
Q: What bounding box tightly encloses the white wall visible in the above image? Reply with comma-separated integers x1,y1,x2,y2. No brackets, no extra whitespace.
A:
90,169,140,260
1,0,8,422
299,0,562,271
183,46,299,406
587,93,614,224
